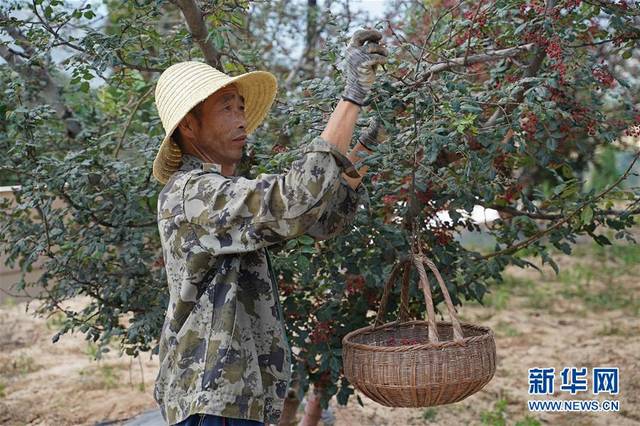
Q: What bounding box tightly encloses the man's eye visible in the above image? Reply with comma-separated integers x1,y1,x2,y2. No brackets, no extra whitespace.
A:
240,105,245,111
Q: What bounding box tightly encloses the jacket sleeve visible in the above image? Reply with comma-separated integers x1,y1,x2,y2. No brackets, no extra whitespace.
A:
304,175,370,241
181,136,361,255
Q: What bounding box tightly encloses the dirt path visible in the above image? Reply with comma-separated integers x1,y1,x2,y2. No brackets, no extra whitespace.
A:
0,296,159,425
0,240,638,425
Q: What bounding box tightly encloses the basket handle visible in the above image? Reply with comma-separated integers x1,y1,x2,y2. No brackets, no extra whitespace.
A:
413,255,440,343
398,259,411,323
415,253,465,343
373,259,408,329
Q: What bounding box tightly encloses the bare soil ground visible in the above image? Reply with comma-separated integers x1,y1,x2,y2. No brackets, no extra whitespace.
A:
0,238,638,426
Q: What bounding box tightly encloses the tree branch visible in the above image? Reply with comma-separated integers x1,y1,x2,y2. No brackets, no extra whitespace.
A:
172,0,222,68
481,149,640,260
59,183,156,228
420,43,535,79
113,85,155,159
483,0,557,129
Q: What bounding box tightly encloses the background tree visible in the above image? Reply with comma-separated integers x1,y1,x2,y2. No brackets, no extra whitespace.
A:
1,0,639,423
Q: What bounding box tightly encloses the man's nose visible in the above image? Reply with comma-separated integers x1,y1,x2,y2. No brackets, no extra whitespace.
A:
235,107,247,129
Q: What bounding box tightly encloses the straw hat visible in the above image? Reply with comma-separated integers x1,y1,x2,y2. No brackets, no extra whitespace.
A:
152,61,278,185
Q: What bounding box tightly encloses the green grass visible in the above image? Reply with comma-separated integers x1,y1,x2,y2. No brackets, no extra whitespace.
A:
479,397,541,426
515,417,542,426
596,322,633,337
0,381,5,398
421,407,437,422
582,285,639,314
78,364,120,390
590,241,640,266
558,271,639,315
480,398,508,426
1,296,17,308
509,279,554,310
483,286,511,311
0,353,40,377
465,234,640,319
557,263,595,288
480,275,536,310
494,320,522,337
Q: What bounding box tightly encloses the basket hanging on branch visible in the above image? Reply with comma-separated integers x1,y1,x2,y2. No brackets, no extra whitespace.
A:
342,249,496,408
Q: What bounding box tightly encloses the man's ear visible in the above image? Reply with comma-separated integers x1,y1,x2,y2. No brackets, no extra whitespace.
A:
177,113,197,141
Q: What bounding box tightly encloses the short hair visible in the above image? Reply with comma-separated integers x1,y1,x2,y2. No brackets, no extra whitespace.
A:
171,101,204,150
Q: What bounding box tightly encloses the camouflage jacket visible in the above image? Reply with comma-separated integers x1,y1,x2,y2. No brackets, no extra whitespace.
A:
154,136,369,425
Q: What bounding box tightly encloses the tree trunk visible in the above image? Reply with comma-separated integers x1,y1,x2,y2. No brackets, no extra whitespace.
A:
298,385,323,426
305,0,318,78
277,385,302,426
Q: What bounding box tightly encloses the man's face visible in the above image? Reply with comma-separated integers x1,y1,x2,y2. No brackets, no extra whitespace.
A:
189,84,247,166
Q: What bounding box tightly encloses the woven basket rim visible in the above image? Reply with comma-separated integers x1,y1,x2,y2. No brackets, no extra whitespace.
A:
342,319,495,351
347,375,496,388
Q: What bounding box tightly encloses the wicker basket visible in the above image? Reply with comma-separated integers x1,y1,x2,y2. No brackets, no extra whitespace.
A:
342,252,496,407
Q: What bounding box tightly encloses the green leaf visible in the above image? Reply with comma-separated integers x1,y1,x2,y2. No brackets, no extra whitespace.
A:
298,235,315,245
593,234,612,246
80,82,90,93
299,245,315,254
296,255,310,272
580,206,594,224
330,356,340,373
285,239,297,250
560,164,573,179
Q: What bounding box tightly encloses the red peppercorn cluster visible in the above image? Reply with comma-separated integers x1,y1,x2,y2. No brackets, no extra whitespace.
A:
565,0,582,10
505,74,519,84
153,255,165,268
463,10,488,27
613,30,637,47
433,228,453,246
345,274,366,296
454,8,488,46
548,86,566,103
416,189,434,204
546,38,562,61
625,125,640,138
310,321,333,344
279,279,297,297
571,106,588,124
385,337,421,346
383,194,399,206
592,66,615,88
271,144,288,154
519,0,546,16
520,111,539,139
503,183,525,203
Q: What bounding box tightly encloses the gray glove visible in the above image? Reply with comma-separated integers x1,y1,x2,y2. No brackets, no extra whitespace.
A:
358,116,387,151
341,28,388,107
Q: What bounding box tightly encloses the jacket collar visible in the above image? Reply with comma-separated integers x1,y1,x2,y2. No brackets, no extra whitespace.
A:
179,154,223,174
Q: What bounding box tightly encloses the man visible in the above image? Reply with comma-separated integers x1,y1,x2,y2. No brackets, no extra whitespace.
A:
152,28,388,426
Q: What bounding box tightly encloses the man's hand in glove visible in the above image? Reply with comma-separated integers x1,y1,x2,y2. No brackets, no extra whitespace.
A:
341,115,388,191
357,116,387,152
341,28,388,107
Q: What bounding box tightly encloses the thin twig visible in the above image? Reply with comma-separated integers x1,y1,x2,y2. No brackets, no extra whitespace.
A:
113,85,155,159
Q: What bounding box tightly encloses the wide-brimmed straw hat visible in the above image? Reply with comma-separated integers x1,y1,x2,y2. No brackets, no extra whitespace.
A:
152,61,278,185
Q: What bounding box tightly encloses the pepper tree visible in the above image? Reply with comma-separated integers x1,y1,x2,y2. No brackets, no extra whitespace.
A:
1,0,639,413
